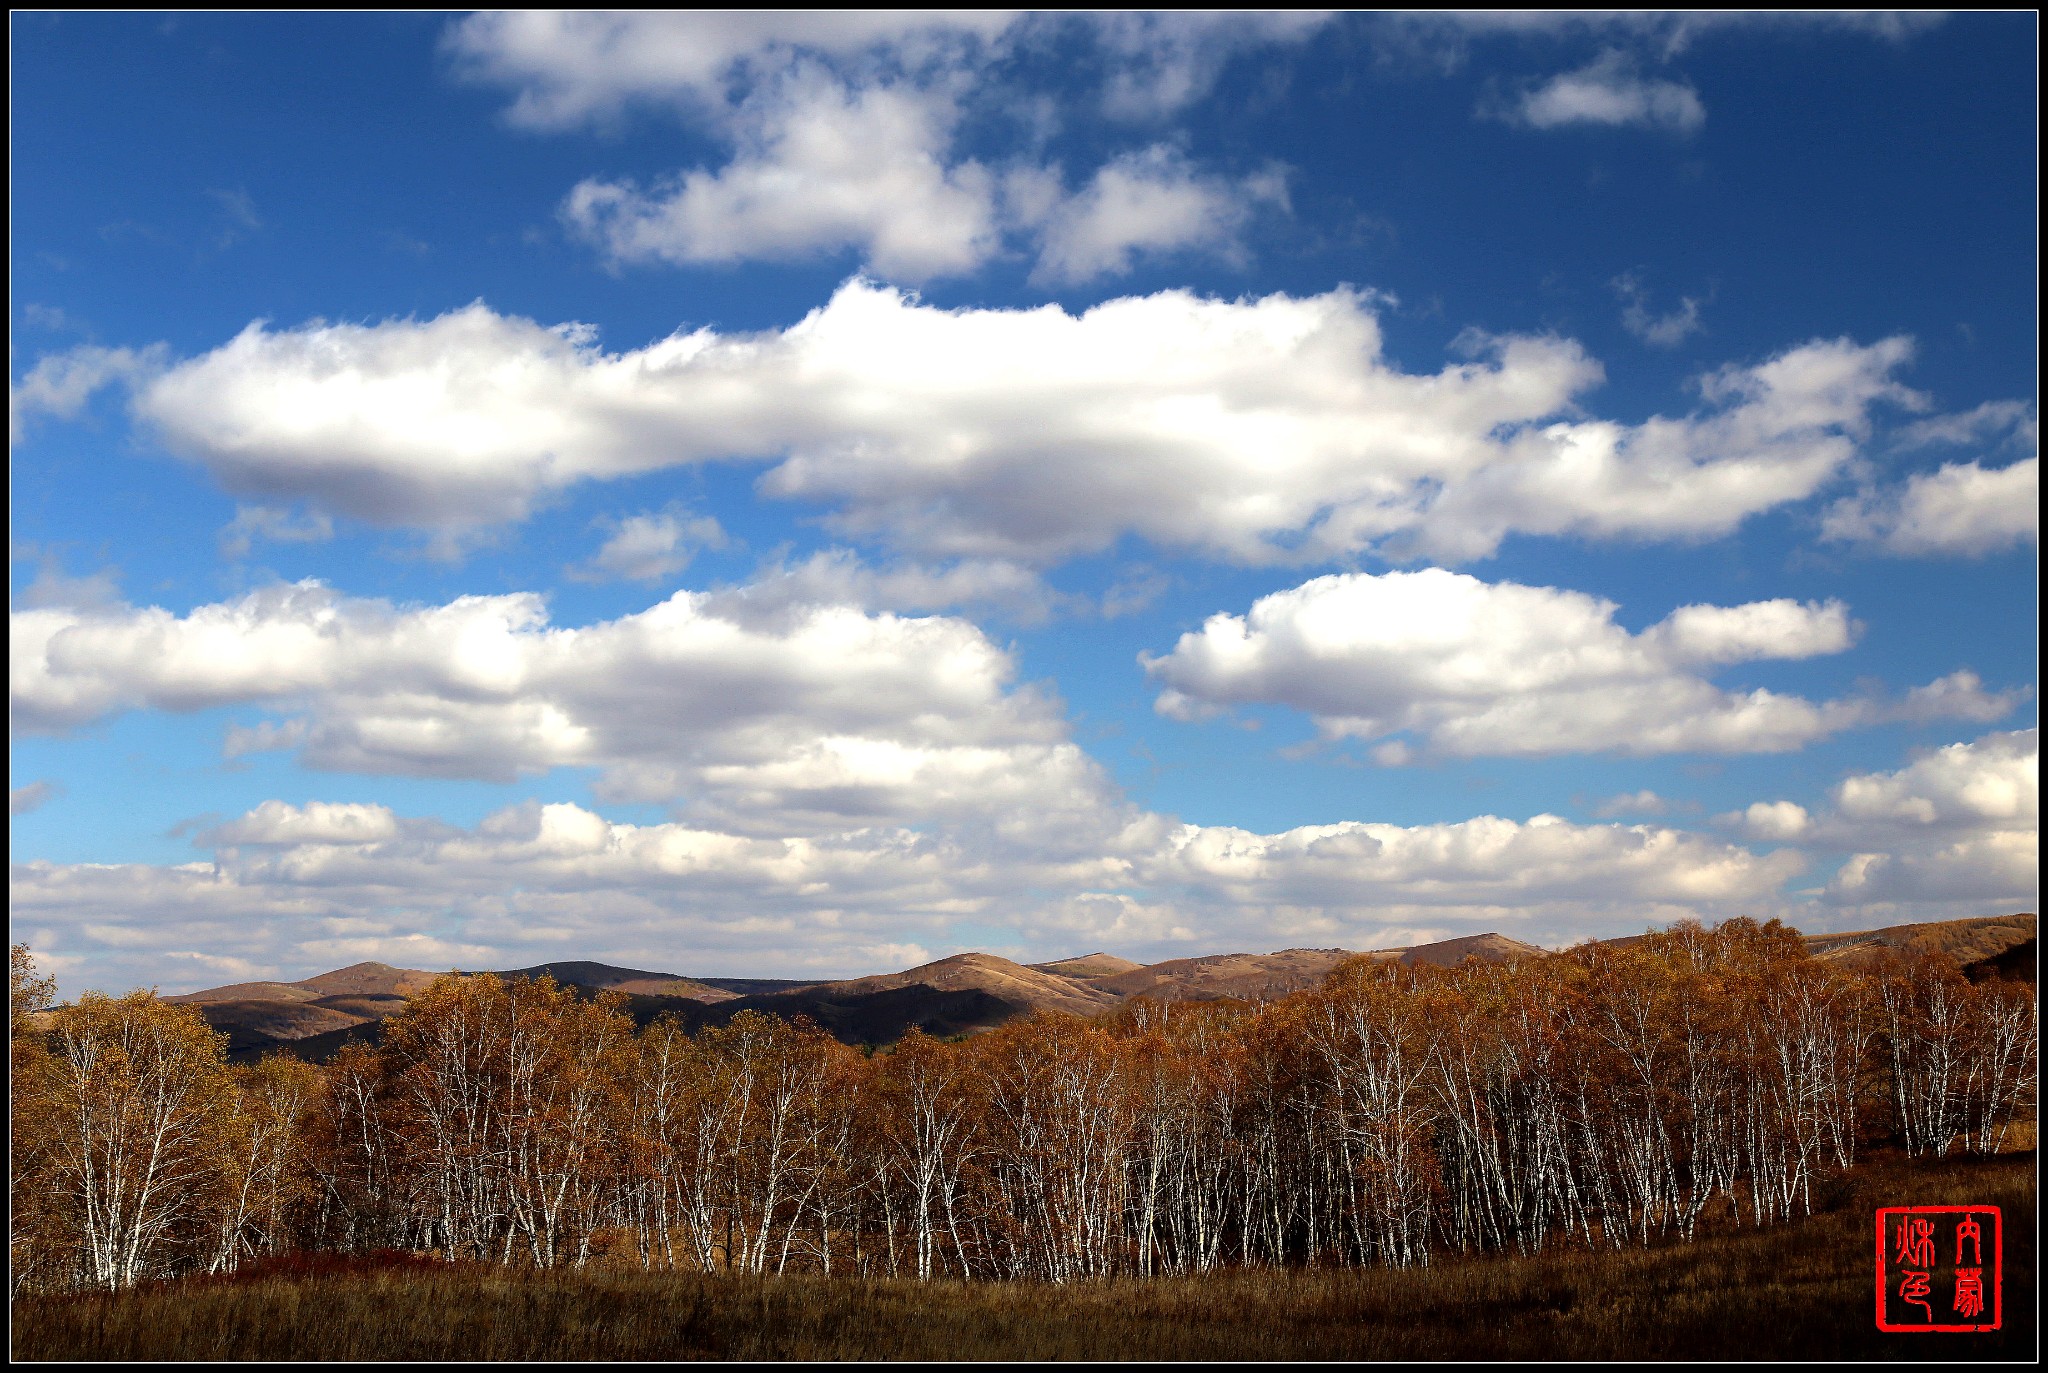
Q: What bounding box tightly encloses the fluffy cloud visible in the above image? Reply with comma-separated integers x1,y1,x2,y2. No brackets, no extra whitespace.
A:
1820,457,2037,556
1409,334,1925,562
10,343,169,443
1831,729,2037,835
219,505,334,559
1824,832,2036,908
456,12,1308,283
447,12,1328,130
561,81,1286,285
1613,271,1704,348
1502,51,1705,133
1142,568,2014,757
205,799,405,846
15,794,1808,996
1082,12,1332,118
564,73,1001,282
723,549,1068,624
12,579,1111,835
129,282,1924,564
1726,801,1812,842
1145,811,1802,910
1721,730,2037,915
572,508,725,584
443,12,1016,127
446,15,1947,284
1028,146,1287,285
1893,399,2036,452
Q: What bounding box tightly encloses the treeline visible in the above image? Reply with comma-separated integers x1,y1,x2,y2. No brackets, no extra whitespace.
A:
8,921,2036,1294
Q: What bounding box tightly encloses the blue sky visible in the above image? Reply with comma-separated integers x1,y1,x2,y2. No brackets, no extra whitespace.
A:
11,12,2037,995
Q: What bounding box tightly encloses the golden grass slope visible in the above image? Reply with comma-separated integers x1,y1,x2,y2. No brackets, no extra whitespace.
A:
1367,932,1549,969
1094,948,1360,1003
1030,953,1145,980
1806,912,2036,974
818,952,1119,1018
293,962,443,998
486,961,738,1002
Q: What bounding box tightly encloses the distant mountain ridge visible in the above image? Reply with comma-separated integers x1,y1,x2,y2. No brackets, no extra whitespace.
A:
815,952,1120,1018
158,914,2035,1064
482,961,737,1002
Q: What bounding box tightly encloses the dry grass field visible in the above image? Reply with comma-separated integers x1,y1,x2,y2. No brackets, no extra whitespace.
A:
15,1151,2031,1362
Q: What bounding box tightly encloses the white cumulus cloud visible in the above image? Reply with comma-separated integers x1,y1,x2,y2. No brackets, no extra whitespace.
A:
12,578,1113,837
1142,568,2012,758
1613,270,1704,348
1832,729,2038,834
564,72,1002,282
1029,146,1287,285
205,799,405,846
129,283,1924,565
459,12,1308,284
573,508,726,584
1083,11,1333,119
443,11,1017,127
1725,730,2036,917
1724,800,1812,842
1504,50,1705,133
11,343,169,444
1821,457,2038,556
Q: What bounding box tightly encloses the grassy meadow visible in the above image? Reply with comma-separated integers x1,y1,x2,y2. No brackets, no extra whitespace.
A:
14,1151,2032,1362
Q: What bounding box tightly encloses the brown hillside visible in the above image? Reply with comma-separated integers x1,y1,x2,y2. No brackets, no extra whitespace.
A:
141,917,2032,1061
294,962,441,998
1369,933,1548,968
190,1000,373,1041
171,964,439,1045
1806,913,2036,973
822,953,1118,1018
1097,948,1359,1003
487,962,738,1002
608,977,738,1000
1032,953,1145,980
166,981,325,1005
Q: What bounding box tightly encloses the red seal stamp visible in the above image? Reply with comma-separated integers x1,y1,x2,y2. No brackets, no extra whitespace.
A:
1875,1206,2002,1332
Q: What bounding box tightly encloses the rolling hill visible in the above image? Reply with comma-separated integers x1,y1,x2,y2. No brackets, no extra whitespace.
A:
1805,912,2037,978
158,913,2035,1063
809,952,1120,1019
484,961,737,1001
1032,953,1145,980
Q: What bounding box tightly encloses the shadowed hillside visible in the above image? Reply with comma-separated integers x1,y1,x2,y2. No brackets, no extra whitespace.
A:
190,999,375,1042
609,982,1031,1045
1967,937,2036,984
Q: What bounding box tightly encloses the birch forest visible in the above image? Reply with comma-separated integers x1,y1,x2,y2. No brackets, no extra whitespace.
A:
10,920,2036,1295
